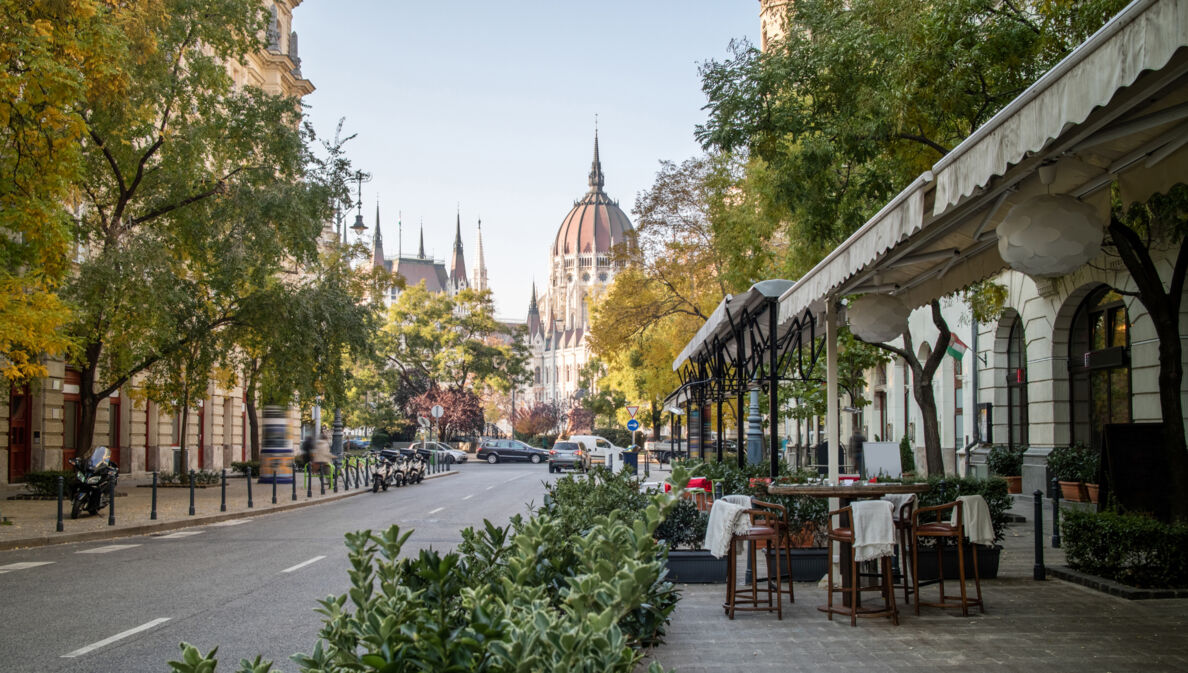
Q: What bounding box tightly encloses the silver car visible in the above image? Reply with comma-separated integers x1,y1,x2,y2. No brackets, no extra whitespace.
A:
548,441,584,473
409,441,468,464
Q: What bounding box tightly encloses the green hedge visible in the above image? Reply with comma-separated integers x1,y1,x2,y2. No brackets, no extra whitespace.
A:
229,460,259,477
167,468,693,673
21,470,75,497
1062,509,1188,589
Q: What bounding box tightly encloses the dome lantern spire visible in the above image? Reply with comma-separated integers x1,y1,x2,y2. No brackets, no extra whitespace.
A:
588,121,604,191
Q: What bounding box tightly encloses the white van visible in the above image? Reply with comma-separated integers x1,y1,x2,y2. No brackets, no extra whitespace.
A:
568,435,626,472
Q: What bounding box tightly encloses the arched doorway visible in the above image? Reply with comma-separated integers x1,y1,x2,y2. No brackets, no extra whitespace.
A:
1069,286,1131,451
8,385,32,481
1006,315,1028,449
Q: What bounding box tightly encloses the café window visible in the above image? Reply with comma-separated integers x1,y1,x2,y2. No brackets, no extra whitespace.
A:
1069,287,1131,449
1007,316,1028,449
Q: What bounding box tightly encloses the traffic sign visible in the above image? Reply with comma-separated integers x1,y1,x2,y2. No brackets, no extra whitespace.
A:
417,416,430,428
431,404,444,419
627,419,640,432
626,405,639,419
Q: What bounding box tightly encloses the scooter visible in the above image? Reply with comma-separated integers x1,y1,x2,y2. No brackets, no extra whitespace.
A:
371,453,394,492
69,446,118,519
402,448,426,484
379,449,406,487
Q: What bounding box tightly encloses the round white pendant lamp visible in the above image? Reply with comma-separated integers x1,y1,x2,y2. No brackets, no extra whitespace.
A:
997,194,1103,278
848,293,909,343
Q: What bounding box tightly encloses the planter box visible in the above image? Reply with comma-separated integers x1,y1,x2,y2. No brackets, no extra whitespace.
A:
1005,476,1022,494
764,547,830,582
664,549,727,583
914,544,1001,581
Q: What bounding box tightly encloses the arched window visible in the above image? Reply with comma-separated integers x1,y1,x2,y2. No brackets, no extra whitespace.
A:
1007,316,1028,449
1069,287,1131,449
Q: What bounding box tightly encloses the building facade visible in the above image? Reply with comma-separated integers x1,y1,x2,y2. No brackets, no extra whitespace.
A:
371,208,486,305
521,132,633,407
1,1,315,484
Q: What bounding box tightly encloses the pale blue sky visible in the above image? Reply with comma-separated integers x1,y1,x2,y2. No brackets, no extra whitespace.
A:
296,1,758,318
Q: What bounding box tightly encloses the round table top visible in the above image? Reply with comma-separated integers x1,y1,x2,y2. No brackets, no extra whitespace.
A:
765,482,931,497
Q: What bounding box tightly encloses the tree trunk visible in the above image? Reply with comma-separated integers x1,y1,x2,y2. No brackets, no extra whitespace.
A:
650,401,661,441
914,377,943,475
1109,216,1188,520
178,391,190,473
76,345,103,460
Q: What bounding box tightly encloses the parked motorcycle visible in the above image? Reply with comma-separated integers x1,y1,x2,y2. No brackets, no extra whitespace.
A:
69,446,118,519
401,448,426,484
380,449,406,487
371,453,394,492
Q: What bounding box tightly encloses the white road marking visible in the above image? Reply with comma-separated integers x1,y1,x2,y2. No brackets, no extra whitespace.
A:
209,519,249,527
281,555,325,573
77,544,141,554
461,494,473,501
427,506,444,515
485,485,494,490
0,561,54,573
155,530,204,539
61,618,171,658
503,474,525,483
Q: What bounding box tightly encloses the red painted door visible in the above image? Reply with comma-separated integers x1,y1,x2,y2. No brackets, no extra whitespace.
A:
8,385,31,481
62,369,81,469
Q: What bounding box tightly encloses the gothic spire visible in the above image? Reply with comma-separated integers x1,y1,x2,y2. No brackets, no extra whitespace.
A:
449,207,468,290
588,123,605,191
474,218,488,292
418,221,425,259
371,201,384,269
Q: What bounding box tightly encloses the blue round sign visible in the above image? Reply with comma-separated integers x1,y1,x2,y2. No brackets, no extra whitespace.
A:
627,419,640,432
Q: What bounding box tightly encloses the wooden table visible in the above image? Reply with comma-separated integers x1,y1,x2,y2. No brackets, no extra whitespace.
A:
766,482,931,610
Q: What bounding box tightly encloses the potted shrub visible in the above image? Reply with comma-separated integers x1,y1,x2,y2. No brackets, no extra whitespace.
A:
654,498,724,582
913,475,1011,580
986,445,1025,494
899,434,916,479
1047,443,1089,502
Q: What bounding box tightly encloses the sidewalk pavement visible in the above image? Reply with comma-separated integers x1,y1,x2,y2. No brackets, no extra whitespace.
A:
0,466,458,551
645,494,1188,673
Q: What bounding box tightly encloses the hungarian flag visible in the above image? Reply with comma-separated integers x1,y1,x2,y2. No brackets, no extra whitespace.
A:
947,334,968,360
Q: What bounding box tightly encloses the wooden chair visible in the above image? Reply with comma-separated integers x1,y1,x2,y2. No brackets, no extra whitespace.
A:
886,495,917,604
825,504,899,627
752,498,795,605
723,504,783,620
911,500,984,616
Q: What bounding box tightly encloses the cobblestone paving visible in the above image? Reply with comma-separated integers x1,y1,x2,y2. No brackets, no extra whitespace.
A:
645,498,1188,673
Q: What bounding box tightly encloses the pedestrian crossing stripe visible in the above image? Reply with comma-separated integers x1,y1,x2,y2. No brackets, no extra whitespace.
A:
77,544,141,554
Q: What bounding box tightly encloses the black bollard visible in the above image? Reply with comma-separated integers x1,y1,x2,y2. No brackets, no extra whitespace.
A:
319,470,325,496
1051,478,1062,548
1033,489,1046,580
108,474,116,526
151,472,158,520
306,465,312,499
247,468,254,508
220,469,227,512
332,466,338,493
56,476,64,532
188,470,195,516
938,479,947,502
291,468,297,501
271,470,277,504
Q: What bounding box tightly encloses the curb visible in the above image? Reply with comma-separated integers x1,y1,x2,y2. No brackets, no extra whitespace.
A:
0,469,458,551
1048,565,1188,600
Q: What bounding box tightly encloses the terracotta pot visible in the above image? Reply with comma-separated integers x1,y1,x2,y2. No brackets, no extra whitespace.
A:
1059,480,1086,502
1085,482,1099,504
1004,475,1022,494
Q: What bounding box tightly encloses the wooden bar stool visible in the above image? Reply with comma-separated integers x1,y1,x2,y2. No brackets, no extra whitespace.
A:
911,499,984,616
883,494,917,604
753,499,796,605
825,502,899,626
724,504,783,620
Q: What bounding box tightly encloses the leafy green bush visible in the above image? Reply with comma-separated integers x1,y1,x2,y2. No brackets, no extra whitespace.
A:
168,469,694,672
230,460,259,477
986,445,1024,477
918,475,1012,543
1046,442,1098,482
653,498,708,549
21,470,75,497
900,434,916,474
1062,509,1188,588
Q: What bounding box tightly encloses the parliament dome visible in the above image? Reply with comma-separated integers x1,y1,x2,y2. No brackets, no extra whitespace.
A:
552,132,633,257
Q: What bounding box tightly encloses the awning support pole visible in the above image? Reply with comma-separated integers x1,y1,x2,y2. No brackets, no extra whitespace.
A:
769,298,780,479
826,300,840,504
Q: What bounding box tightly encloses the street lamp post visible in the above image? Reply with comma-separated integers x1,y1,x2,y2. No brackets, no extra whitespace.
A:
332,169,371,460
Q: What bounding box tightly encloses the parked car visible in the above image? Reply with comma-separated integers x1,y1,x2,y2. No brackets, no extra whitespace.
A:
409,441,468,464
547,441,584,473
568,434,626,471
476,438,549,464
644,439,686,464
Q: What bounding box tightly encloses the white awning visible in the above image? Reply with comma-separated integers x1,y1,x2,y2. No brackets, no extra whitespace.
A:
933,0,1188,215
776,0,1188,329
673,279,793,371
